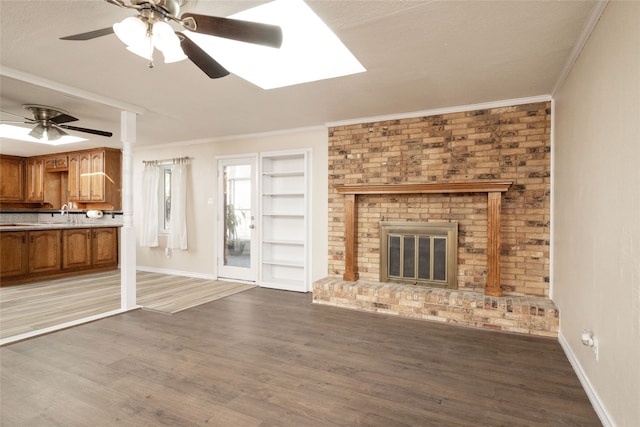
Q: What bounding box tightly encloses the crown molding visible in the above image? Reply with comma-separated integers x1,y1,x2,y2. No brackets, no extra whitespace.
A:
325,95,552,128
552,1,609,96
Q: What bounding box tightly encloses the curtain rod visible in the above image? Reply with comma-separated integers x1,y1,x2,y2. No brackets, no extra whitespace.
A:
143,156,191,166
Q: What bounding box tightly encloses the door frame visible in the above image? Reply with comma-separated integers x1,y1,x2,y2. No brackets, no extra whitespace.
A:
216,154,259,282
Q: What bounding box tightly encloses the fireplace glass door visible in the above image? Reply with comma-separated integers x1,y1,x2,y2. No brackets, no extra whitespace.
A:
388,235,448,283
380,221,457,289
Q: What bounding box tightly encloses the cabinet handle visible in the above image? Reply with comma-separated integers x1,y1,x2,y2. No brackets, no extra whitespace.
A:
87,232,90,240
30,236,34,243
22,236,26,244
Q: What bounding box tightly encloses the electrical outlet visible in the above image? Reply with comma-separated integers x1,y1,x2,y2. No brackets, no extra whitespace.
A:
592,336,599,361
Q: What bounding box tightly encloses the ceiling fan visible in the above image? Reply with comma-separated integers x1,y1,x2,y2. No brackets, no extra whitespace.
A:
0,105,113,141
60,0,283,79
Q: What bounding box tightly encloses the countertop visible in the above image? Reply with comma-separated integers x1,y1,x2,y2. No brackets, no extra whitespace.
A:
0,222,123,231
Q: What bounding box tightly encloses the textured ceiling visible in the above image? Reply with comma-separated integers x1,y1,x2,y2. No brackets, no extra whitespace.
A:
0,0,598,157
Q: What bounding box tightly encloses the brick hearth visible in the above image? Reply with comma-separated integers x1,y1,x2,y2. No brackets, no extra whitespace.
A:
313,277,559,337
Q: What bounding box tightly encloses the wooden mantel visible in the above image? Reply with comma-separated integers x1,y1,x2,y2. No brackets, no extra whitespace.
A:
335,181,513,297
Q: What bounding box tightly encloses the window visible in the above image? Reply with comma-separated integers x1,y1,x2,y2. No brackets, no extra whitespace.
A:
160,166,173,233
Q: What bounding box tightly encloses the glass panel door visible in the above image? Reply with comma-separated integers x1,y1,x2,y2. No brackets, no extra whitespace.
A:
217,156,257,282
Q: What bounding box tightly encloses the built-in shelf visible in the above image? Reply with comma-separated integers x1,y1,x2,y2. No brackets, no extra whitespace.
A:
262,171,304,177
263,239,304,245
260,150,311,292
262,213,305,217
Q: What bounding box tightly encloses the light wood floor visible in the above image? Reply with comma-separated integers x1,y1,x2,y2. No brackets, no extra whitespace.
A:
0,270,255,340
1,287,601,426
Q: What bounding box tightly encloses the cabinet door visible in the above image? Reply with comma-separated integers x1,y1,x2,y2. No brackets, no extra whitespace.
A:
28,230,61,274
77,152,92,201
91,228,118,267
0,231,28,278
90,150,105,201
68,154,80,200
26,157,44,202
44,155,68,171
62,228,92,269
0,157,25,201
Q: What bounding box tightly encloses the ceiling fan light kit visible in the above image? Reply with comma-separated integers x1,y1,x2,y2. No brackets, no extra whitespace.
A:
29,124,68,142
113,11,188,65
0,104,113,145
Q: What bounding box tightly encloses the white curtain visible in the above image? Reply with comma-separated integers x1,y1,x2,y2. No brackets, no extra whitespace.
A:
167,162,188,250
140,164,159,247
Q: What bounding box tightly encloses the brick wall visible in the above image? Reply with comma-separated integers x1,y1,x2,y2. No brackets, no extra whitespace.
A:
328,102,551,297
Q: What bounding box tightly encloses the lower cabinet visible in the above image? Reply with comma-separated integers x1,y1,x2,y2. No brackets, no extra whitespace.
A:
62,227,118,270
0,231,28,278
28,230,62,274
1,227,119,286
91,228,118,267
62,228,92,269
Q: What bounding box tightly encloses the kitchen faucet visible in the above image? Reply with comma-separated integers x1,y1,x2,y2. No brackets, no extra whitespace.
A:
60,204,70,222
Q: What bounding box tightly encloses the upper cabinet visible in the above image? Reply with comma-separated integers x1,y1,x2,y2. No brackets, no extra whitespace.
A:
67,153,80,201
0,148,121,210
70,148,121,210
26,157,45,202
44,154,68,172
0,155,26,202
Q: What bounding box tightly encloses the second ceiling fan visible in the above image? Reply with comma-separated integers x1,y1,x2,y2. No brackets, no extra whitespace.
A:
60,0,283,79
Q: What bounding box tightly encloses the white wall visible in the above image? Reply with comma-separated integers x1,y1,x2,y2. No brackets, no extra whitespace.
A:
133,127,328,284
553,2,640,426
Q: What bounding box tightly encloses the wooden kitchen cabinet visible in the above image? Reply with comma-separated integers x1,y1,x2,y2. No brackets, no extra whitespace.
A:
89,150,105,202
28,229,61,274
26,157,45,202
44,154,68,172
67,153,80,200
62,227,118,270
0,155,25,201
77,151,91,201
62,228,92,269
0,231,28,278
1,226,119,286
73,148,121,209
91,227,118,267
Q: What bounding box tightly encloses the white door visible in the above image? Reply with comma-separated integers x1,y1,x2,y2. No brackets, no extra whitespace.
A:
217,156,258,282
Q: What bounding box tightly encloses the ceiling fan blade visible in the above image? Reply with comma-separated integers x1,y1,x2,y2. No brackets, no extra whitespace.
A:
181,13,282,48
180,36,230,79
0,120,31,125
0,110,31,121
51,113,79,124
60,27,115,41
58,124,113,137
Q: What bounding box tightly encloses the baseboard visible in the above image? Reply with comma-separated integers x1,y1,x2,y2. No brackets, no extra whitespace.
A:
558,330,615,426
135,266,217,281
0,307,138,346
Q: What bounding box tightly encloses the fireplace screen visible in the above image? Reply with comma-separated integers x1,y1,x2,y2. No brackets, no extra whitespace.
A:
380,221,458,289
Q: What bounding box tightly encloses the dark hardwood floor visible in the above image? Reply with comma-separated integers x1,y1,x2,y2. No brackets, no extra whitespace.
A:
0,288,600,426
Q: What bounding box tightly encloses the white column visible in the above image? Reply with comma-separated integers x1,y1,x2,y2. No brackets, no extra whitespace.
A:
120,110,137,310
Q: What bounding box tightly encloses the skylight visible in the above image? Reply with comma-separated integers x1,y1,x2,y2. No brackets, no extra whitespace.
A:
185,0,366,89
0,124,87,146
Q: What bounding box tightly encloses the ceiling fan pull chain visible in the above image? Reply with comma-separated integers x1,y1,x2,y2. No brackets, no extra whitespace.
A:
147,24,154,69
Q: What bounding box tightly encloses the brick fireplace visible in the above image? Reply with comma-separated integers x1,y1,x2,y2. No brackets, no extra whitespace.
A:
313,101,558,336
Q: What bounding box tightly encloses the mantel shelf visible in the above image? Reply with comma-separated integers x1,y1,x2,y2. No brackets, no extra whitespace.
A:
335,181,513,195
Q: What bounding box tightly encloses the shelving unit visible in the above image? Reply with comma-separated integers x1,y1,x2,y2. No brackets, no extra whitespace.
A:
260,149,311,292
